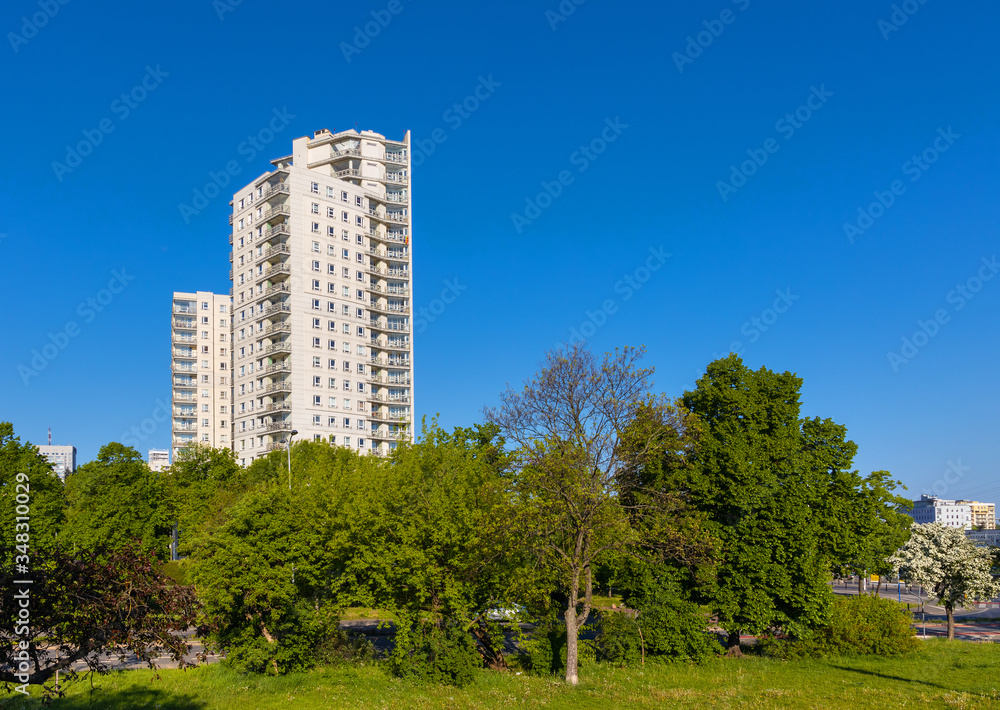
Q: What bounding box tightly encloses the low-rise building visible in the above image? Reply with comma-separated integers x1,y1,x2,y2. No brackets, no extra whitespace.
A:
966,529,1000,547
956,500,996,529
148,448,170,472
906,495,972,530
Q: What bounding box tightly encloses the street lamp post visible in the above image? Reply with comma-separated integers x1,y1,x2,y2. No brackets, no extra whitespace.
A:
286,429,298,490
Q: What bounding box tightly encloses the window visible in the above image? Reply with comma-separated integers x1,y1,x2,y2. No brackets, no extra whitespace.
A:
357,363,365,374
219,305,227,313
202,404,210,412
311,182,319,194
343,323,350,334
342,361,350,372
342,230,350,241
313,318,321,329
342,341,350,353
356,233,363,245
313,357,322,368
345,436,352,447
329,378,337,389
329,396,337,407
313,376,322,386
312,279,320,290
356,252,364,263
201,331,208,339
312,222,320,233
312,299,321,310
356,291,364,302
202,418,209,426
341,191,348,202
342,211,349,222
356,215,364,226
313,396,322,407
342,286,350,297
328,245,336,256
328,302,337,313
311,202,319,214
329,358,337,369
342,305,350,315
328,320,336,331
343,267,351,278
355,196,363,207
312,241,320,253
220,405,228,414
202,360,210,369
313,415,322,425
312,260,320,271
357,382,365,393
328,226,336,237
328,283,336,293
201,374,210,383
329,417,337,427
201,302,209,310
313,337,322,348
327,186,334,198
343,380,351,391
357,326,365,337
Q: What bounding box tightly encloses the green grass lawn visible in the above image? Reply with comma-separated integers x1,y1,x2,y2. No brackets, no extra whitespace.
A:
4,640,1000,709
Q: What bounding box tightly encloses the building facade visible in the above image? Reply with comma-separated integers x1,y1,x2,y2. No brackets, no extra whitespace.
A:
228,128,413,465
966,529,1000,547
956,500,996,529
148,448,170,472
37,444,76,480
907,495,972,529
170,291,232,459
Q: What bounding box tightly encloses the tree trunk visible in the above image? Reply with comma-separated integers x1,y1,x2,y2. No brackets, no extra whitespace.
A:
726,629,743,657
857,575,863,595
946,605,955,641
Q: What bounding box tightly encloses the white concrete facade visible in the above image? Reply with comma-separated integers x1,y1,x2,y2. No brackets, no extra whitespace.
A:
171,291,232,459
228,128,413,465
907,495,973,529
37,444,76,480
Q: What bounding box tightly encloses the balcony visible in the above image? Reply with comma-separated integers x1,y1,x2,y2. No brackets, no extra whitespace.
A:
261,182,289,200
262,223,291,242
173,379,197,388
382,173,408,185
172,364,197,374
369,303,410,316
172,348,196,359
264,363,291,377
264,341,292,356
229,233,233,245
264,321,291,336
262,205,290,223
172,318,196,330
369,428,411,441
255,244,291,265
370,337,409,351
334,168,361,180
263,302,291,317
171,333,197,345
173,305,197,315
370,411,411,422
172,423,197,432
264,263,290,278
265,402,292,414
370,374,412,386
369,392,411,404
264,441,287,452
228,252,233,263
266,421,293,432
265,381,291,394
384,151,407,164
385,192,407,203
370,356,410,368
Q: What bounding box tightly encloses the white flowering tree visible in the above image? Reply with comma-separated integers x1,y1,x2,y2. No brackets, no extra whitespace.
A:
888,523,1000,640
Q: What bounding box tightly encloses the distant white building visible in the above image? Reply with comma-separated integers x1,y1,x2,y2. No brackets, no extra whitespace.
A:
907,495,972,529
37,444,76,481
148,448,170,472
966,529,1000,547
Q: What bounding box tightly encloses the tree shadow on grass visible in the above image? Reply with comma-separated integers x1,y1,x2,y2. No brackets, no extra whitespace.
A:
826,664,986,697
40,687,207,709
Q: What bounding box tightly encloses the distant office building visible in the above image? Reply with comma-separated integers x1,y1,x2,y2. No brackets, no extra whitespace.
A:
956,500,996,529
966,529,1000,547
171,291,232,460
148,448,170,472
907,495,972,529
37,444,76,481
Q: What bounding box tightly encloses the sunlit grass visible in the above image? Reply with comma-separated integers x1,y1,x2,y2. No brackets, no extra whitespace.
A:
4,639,1000,709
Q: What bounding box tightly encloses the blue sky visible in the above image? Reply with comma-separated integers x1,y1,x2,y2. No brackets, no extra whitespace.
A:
2,0,998,504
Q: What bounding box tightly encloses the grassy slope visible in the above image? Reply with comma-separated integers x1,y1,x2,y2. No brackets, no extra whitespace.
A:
3,640,1000,709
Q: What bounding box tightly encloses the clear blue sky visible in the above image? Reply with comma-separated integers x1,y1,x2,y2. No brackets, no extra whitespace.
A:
2,0,998,504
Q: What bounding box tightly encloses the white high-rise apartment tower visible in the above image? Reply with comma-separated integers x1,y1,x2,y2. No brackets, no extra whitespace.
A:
171,291,233,459
229,128,413,464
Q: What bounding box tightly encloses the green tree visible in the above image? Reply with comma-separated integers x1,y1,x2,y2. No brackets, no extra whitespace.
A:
888,522,1000,640
192,443,360,675
0,422,66,565
63,442,172,560
166,445,241,558
336,422,523,683
486,344,712,684
682,355,836,654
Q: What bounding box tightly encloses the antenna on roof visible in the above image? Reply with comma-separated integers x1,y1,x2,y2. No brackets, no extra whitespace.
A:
48,427,51,445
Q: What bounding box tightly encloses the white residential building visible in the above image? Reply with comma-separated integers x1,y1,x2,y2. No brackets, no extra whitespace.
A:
956,500,996,529
171,291,232,459
37,444,76,480
229,128,414,465
148,448,170,472
907,495,972,529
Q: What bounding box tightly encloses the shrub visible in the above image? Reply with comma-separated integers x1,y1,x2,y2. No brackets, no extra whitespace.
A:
523,618,596,676
390,618,482,687
597,599,721,666
315,627,375,666
756,595,919,659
